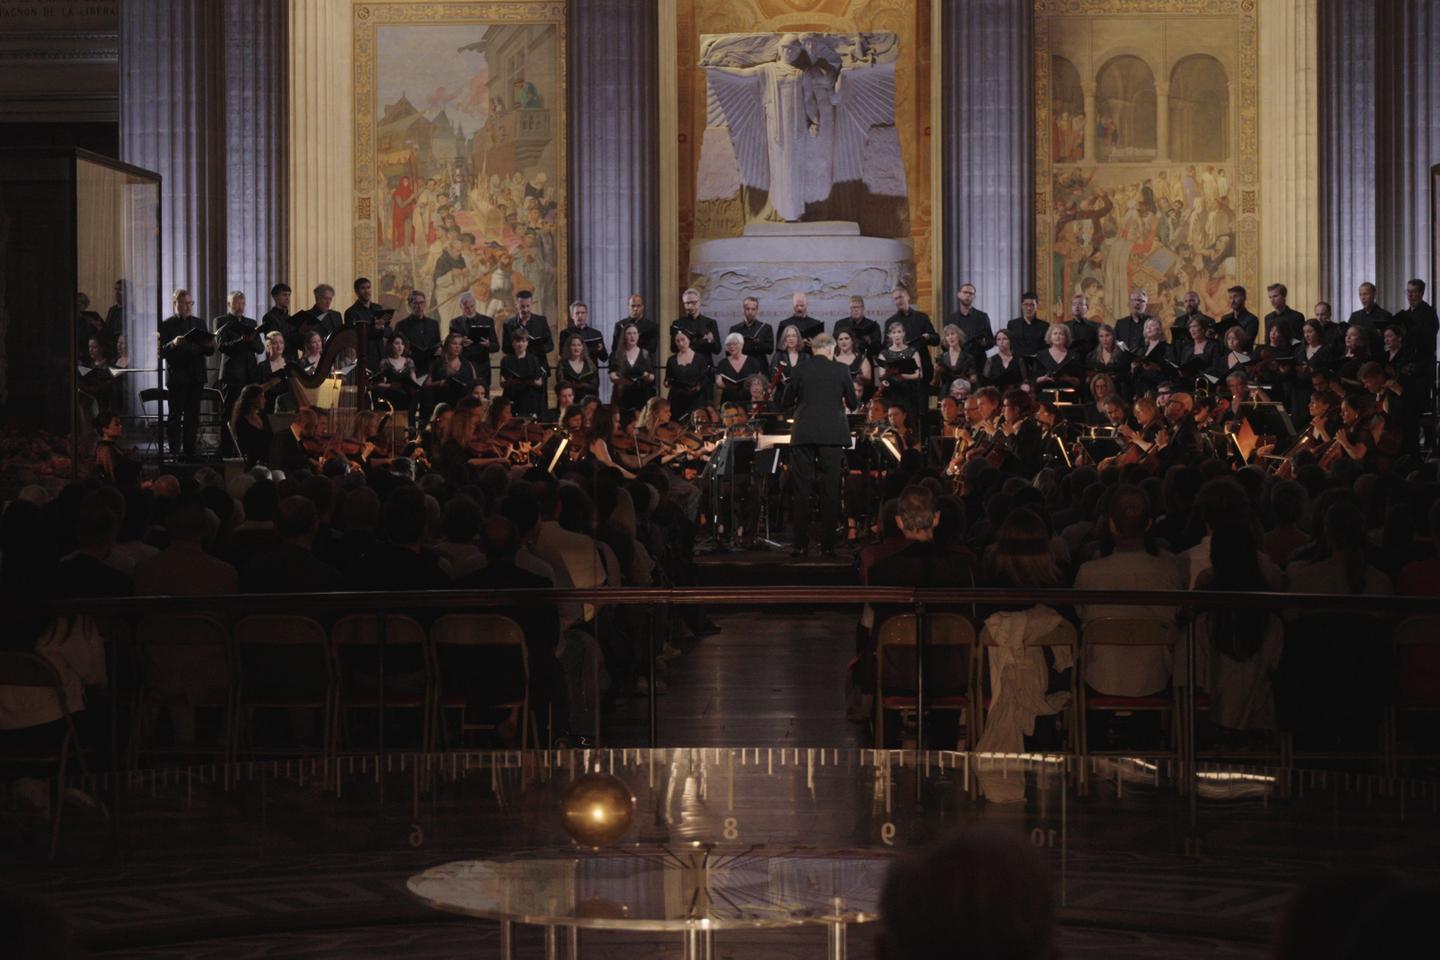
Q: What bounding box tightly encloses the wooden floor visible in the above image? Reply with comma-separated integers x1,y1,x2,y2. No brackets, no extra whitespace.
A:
607,609,867,749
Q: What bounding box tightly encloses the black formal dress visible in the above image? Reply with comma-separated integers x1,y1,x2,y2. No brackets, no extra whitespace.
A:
158,314,212,459
555,358,600,401
877,346,926,419
1131,341,1172,397
1086,346,1133,396
371,357,419,414
772,349,807,406
500,353,548,417
231,412,273,469
612,316,660,357
1347,306,1391,354
1171,312,1213,346
611,348,657,410
426,357,480,407
716,354,767,404
785,356,860,553
884,308,938,381
982,353,1030,391
934,347,977,398
563,326,608,365
1033,348,1084,394
949,308,993,368
665,351,712,419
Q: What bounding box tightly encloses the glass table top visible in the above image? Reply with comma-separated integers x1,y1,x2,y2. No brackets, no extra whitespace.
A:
408,847,890,930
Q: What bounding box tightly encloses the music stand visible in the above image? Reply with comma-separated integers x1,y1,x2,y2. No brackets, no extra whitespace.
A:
1239,402,1296,445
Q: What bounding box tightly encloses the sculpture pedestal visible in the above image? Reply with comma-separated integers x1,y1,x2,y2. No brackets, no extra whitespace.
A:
689,222,913,327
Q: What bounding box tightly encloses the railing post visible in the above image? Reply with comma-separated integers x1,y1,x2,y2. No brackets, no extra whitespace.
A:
1185,618,1199,837
649,599,664,749
913,598,926,804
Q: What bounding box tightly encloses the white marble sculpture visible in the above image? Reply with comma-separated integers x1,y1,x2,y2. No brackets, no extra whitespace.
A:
701,31,901,222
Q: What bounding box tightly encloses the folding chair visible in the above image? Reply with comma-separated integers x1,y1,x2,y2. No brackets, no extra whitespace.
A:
233,615,334,759
132,614,234,766
430,614,531,749
1388,615,1440,773
977,618,1079,753
1078,618,1181,759
332,614,432,753
0,652,92,860
873,613,976,749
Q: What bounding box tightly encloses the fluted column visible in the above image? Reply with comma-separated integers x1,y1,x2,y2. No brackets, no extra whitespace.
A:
569,0,660,364
1081,83,1097,166
1259,0,1320,312
119,0,226,318
1376,0,1440,306
287,0,353,298
1155,83,1170,162
1318,0,1377,310
223,0,288,309
940,0,1033,323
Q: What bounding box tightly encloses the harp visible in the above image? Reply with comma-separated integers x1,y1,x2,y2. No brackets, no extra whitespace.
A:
287,325,369,408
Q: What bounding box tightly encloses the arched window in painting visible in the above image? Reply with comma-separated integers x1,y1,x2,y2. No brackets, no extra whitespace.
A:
1094,55,1157,162
1169,55,1230,162
1051,56,1085,163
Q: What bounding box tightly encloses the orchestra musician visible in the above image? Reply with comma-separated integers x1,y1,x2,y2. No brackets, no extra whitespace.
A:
981,328,1029,391
585,403,638,480
997,389,1045,476
269,407,320,476
92,410,143,489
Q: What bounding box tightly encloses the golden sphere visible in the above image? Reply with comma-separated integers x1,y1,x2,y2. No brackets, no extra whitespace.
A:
559,772,635,847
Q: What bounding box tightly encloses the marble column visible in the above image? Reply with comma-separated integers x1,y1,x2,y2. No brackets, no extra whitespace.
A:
287,0,353,299
1317,0,1377,310
569,0,660,363
940,0,1033,324
119,0,226,318
1259,0,1320,312
223,0,288,312
1376,0,1440,304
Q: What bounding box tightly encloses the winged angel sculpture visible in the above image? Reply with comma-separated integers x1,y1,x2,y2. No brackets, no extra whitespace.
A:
702,32,900,223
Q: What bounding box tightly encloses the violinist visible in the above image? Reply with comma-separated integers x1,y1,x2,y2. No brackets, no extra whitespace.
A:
934,323,978,401
884,401,920,454
270,407,319,476
1086,323,1132,397
876,320,925,419
1033,323,1084,396
228,383,273,469
1359,361,1407,444
556,330,600,402
745,374,774,414
372,333,419,417
1117,395,1165,456
981,328,1029,391
609,322,657,411
500,328,547,418
585,403,637,479
715,333,766,404
833,329,873,404
346,409,394,470
439,407,484,485
665,327,712,419
1326,392,1394,473
1081,372,1119,425
427,332,481,412
997,389,1045,476
1156,392,1201,471
554,383,578,419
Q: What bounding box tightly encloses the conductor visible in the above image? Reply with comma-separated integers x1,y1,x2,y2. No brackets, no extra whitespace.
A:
784,332,860,557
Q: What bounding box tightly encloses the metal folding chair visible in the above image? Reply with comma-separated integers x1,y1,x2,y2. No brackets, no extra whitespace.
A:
873,612,976,749
332,613,432,753
0,652,91,860
430,614,532,749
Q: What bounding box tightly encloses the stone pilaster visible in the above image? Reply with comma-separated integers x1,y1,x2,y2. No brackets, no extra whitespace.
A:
1259,0,1320,313
939,0,1033,325
569,0,660,362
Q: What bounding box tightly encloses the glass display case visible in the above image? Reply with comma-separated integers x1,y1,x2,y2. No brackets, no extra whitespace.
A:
0,148,160,491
